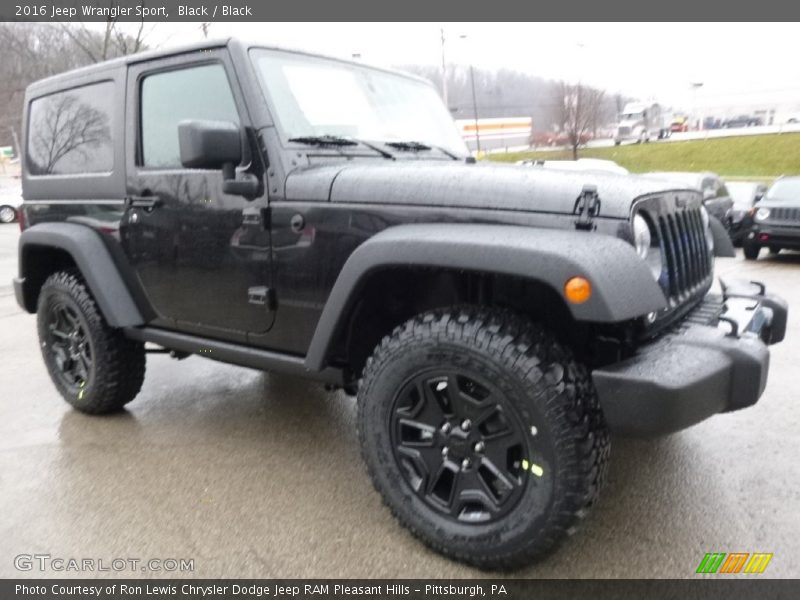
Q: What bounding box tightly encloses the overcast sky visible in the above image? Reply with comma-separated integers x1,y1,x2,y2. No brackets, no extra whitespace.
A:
129,22,800,113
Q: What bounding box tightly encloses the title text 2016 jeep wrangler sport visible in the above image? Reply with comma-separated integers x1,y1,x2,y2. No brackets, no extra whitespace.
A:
15,39,788,569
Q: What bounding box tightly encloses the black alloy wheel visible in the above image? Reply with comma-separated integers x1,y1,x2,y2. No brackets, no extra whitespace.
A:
390,370,530,523
44,301,94,393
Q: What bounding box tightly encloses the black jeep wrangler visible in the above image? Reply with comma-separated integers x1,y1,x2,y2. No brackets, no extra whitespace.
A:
15,39,787,569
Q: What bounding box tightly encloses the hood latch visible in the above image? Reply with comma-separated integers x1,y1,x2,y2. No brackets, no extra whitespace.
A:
573,185,601,231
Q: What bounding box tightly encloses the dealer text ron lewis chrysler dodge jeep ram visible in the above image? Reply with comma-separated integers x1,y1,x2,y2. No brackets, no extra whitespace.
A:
14,39,787,568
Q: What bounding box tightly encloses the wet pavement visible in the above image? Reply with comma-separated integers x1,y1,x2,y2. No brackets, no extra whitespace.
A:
1,223,798,578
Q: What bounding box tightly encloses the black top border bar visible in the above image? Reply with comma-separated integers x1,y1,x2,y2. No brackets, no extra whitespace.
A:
2,0,800,22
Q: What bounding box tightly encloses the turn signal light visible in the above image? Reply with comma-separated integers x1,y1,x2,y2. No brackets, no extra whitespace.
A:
564,277,592,304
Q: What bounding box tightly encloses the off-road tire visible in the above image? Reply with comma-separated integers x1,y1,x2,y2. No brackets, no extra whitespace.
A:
37,270,146,414
357,306,610,569
743,244,760,260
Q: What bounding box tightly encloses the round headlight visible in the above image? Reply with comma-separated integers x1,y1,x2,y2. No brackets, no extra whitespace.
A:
633,213,662,279
633,214,651,259
755,207,771,221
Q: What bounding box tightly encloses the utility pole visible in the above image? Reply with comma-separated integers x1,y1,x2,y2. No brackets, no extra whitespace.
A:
469,64,481,154
690,82,704,130
459,34,481,154
440,28,448,108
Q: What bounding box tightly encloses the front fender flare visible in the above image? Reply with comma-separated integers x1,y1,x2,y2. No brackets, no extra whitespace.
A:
709,215,735,257
17,222,147,328
304,223,667,371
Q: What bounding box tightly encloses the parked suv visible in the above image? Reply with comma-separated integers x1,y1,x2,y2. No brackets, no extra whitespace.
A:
744,176,800,259
14,39,788,569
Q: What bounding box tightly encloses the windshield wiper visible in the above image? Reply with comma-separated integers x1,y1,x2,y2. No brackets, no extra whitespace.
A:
385,141,431,151
289,135,395,159
384,140,460,160
288,135,357,147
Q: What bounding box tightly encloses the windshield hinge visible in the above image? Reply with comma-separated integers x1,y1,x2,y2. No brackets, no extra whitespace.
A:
573,185,601,231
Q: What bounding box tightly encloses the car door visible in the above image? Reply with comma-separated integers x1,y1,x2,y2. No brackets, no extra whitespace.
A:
120,50,273,342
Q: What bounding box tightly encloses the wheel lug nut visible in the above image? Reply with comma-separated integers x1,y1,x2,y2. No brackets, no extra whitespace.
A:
461,458,471,470
441,422,452,434
441,447,449,457
461,419,472,431
474,441,485,453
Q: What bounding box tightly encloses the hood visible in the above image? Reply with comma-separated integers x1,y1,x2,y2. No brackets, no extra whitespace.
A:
284,161,694,220
757,199,800,210
618,119,641,128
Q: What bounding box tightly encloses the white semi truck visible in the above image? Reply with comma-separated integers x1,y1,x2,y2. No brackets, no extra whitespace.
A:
614,102,670,145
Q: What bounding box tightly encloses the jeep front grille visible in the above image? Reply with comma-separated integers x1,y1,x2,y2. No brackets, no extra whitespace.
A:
767,207,800,223
656,208,712,302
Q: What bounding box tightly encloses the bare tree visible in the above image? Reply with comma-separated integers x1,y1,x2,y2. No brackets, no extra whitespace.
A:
553,81,605,160
0,20,155,152
59,2,151,64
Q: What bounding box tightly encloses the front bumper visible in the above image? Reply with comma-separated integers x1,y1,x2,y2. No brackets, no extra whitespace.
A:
745,224,800,249
592,279,787,436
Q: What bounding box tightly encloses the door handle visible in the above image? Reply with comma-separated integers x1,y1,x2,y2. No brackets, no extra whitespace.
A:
125,195,162,210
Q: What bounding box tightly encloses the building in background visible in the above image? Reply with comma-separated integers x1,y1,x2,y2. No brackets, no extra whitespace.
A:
456,116,532,153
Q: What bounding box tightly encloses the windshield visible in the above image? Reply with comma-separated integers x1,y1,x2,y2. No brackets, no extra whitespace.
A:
621,112,642,121
250,49,468,156
766,179,800,202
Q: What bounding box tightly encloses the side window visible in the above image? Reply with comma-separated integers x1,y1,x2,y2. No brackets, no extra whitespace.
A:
27,81,114,175
140,63,239,168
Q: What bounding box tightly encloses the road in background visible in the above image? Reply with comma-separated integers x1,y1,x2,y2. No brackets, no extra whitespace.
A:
488,122,800,155
0,224,798,578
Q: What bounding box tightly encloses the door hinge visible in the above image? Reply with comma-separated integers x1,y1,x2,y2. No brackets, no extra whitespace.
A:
248,286,276,310
573,184,601,231
242,207,270,229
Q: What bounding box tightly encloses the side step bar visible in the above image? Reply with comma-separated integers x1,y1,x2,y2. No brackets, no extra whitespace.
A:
123,327,344,386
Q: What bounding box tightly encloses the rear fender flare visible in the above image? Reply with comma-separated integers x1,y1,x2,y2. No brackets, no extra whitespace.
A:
17,222,147,328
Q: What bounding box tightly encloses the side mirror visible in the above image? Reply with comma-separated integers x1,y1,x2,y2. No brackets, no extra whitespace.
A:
178,120,259,199
179,120,241,169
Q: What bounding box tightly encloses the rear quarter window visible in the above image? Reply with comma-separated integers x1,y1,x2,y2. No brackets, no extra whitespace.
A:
26,81,115,176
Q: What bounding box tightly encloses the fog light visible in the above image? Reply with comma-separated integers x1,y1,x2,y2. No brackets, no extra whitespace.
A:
564,277,592,304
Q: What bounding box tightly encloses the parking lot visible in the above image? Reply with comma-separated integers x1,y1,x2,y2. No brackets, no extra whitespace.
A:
0,222,798,579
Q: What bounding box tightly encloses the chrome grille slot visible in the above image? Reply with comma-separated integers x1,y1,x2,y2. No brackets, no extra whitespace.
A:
658,215,678,298
656,207,710,303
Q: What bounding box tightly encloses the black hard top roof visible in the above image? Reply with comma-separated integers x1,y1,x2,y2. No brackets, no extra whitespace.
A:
26,37,428,96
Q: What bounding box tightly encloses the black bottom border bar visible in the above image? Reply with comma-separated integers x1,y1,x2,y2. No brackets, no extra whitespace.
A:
3,579,799,600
